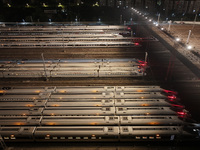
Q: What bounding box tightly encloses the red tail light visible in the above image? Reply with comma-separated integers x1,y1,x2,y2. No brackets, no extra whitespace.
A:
167,95,176,99
172,104,184,109
135,43,139,46
163,90,178,95
177,111,187,118
138,60,147,67
138,60,145,63
140,63,146,67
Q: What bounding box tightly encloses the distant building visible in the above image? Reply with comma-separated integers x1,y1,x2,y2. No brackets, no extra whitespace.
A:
99,0,132,7
1,0,200,15
2,0,11,3
98,0,200,15
165,0,200,14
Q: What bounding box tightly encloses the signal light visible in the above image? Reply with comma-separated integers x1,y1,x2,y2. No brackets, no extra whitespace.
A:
135,43,139,46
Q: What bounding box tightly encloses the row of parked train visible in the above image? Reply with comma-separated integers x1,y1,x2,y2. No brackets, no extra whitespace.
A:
0,34,157,43
0,25,199,143
0,59,147,78
0,41,140,48
0,86,200,141
0,125,199,142
0,25,130,36
0,25,128,32
0,25,142,48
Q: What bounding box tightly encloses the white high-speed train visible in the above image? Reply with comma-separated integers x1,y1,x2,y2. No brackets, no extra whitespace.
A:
0,59,148,78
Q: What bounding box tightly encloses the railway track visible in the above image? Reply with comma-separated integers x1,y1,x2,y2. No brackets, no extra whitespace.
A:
0,53,143,59
0,47,144,59
0,77,153,86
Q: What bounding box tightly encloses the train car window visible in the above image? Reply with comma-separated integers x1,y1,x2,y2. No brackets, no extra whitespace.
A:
23,128,29,131
106,108,110,111
108,127,113,132
123,117,128,120
123,128,128,132
109,117,114,120
118,108,123,111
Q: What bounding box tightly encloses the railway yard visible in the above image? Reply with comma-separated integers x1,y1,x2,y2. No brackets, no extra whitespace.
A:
0,23,200,149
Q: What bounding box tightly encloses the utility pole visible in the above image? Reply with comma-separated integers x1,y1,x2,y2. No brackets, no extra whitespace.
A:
30,16,33,22
145,52,148,64
120,15,122,25
62,28,64,49
157,13,160,25
41,53,48,81
192,14,197,30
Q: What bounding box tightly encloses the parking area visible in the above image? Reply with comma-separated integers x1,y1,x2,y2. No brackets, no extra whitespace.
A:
162,23,200,55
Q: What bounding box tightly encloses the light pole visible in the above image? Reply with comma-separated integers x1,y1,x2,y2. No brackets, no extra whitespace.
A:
192,14,197,30
145,52,148,64
186,30,192,44
120,15,122,24
168,20,172,32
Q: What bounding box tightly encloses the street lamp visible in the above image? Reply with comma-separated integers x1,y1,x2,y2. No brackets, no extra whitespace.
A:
187,45,192,50
168,20,172,32
176,38,180,42
48,19,52,24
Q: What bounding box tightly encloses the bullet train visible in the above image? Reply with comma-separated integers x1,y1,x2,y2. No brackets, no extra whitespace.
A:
0,125,199,142
0,86,199,142
0,59,148,78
